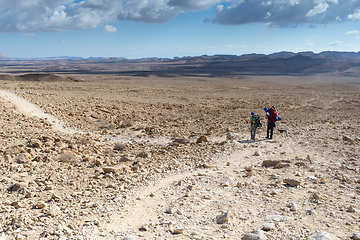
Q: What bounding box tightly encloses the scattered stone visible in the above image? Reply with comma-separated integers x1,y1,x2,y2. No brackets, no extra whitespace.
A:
353,232,360,240
173,138,190,144
242,230,267,240
288,202,297,211
262,160,280,167
263,223,276,231
171,227,185,234
113,143,126,151
102,167,119,173
139,224,149,231
122,236,138,240
29,139,42,148
308,231,339,240
275,162,291,168
253,151,261,156
11,201,23,209
343,136,354,143
94,159,103,166
15,152,31,164
120,156,132,162
136,151,148,158
52,193,61,200
216,211,234,224
307,209,317,215
36,202,47,209
196,136,208,143
347,205,356,213
283,179,301,187
312,192,322,201
9,182,27,191
25,192,36,198
57,152,76,162
49,205,61,217
244,166,253,171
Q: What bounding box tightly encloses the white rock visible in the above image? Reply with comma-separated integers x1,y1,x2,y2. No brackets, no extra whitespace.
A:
215,211,234,224
242,230,267,240
288,202,297,211
49,205,62,217
353,232,360,240
308,231,339,240
122,236,138,240
263,223,276,231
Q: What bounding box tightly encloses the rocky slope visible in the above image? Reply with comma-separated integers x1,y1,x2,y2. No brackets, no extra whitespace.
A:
0,75,359,239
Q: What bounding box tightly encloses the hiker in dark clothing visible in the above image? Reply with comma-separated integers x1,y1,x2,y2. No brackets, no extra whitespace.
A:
264,106,280,139
250,112,261,141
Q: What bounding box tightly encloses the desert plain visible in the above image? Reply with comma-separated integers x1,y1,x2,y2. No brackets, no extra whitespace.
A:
0,72,359,239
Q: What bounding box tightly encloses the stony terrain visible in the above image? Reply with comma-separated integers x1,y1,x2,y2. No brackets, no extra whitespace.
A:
0,75,359,240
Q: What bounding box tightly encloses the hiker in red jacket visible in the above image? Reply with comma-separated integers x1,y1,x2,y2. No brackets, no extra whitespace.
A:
264,106,279,139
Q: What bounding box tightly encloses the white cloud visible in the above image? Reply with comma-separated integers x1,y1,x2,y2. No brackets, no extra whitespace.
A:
103,25,117,33
305,40,314,46
0,0,360,33
345,30,359,35
348,9,360,21
329,40,342,46
212,0,357,27
169,0,221,11
306,2,329,18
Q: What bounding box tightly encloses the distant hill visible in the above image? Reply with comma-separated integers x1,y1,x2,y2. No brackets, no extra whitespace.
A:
1,51,360,76
0,73,78,82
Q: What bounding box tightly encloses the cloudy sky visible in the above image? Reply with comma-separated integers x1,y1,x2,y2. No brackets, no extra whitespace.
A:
0,0,360,59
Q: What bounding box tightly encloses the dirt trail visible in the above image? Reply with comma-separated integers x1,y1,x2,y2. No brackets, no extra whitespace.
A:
0,90,82,134
100,136,301,239
0,90,171,145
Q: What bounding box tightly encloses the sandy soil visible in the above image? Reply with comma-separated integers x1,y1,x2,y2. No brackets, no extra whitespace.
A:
0,75,359,240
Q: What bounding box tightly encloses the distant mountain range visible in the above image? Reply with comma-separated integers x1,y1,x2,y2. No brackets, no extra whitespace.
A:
1,51,360,76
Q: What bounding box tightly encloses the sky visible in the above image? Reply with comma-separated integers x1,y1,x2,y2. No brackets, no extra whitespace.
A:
0,0,360,59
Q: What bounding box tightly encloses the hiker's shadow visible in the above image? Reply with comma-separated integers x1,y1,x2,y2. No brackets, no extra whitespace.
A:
237,139,267,144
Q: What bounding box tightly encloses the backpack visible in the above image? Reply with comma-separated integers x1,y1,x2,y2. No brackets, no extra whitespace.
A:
253,114,262,127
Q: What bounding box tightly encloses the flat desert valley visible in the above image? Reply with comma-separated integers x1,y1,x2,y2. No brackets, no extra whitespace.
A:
0,72,359,239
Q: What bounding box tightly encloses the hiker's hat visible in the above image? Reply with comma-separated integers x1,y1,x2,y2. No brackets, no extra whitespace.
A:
251,112,254,115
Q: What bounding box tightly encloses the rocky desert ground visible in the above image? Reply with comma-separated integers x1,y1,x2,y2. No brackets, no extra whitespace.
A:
0,74,359,240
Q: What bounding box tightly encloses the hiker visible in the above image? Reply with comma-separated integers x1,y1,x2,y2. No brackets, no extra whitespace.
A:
250,112,261,141
264,106,281,139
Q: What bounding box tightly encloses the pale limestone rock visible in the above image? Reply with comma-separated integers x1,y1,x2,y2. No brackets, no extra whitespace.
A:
122,236,138,240
29,139,42,148
216,211,234,224
288,202,297,211
308,231,339,240
353,232,360,240
263,223,276,231
242,230,267,240
283,179,301,187
49,205,61,217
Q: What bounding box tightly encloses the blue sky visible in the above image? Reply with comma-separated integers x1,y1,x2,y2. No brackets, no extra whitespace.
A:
0,0,360,59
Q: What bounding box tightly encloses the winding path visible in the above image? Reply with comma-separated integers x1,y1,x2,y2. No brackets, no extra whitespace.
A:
0,90,82,134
